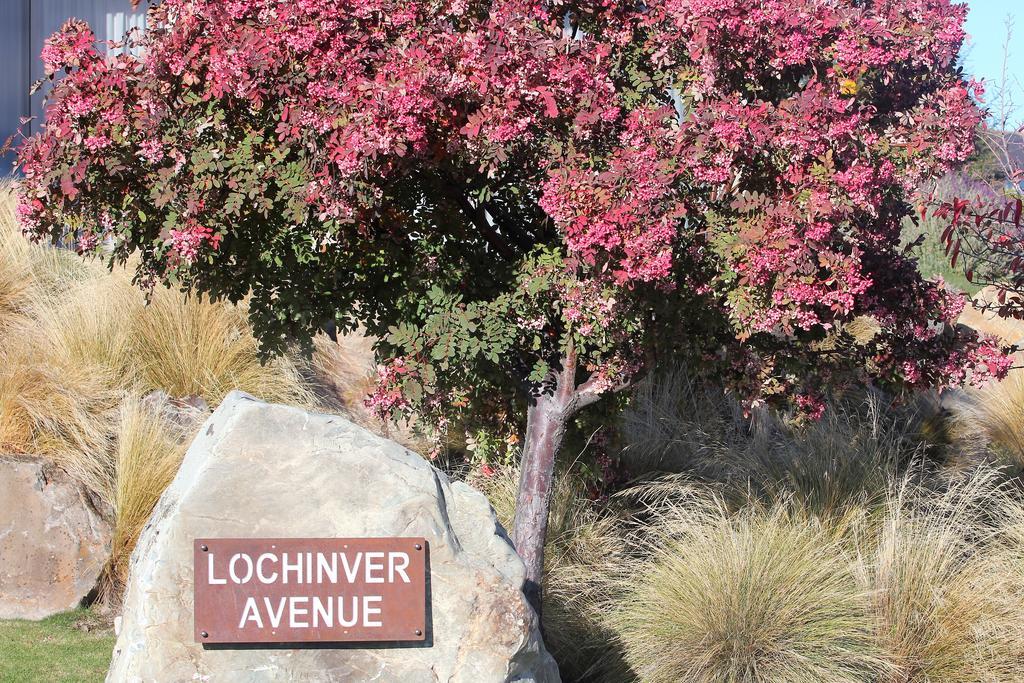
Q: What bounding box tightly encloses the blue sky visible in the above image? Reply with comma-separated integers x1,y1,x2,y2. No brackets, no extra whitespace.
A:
963,0,1023,116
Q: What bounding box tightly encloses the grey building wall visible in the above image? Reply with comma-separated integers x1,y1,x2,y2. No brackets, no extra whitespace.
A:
0,0,149,170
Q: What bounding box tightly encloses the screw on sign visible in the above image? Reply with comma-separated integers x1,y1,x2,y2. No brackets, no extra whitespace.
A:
194,538,428,644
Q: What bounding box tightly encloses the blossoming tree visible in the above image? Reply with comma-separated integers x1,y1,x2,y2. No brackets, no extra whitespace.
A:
17,0,1009,607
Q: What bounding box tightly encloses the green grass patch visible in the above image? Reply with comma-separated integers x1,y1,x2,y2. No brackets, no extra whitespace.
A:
0,609,114,682
901,216,981,296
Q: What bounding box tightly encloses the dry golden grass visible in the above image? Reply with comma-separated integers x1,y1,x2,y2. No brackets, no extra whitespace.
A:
610,494,884,683
0,340,121,464
860,474,1024,682
106,398,188,596
994,497,1024,624
0,232,32,326
0,182,100,307
129,286,316,407
0,247,317,460
0,188,95,329
27,278,138,388
469,371,1024,682
957,370,1024,470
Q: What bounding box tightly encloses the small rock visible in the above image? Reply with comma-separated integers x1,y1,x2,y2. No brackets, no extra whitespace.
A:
141,390,211,440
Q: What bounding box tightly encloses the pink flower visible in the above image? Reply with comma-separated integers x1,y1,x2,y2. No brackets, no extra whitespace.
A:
40,20,97,76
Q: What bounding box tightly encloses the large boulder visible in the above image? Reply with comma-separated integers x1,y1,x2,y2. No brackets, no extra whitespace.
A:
958,285,1024,348
0,455,111,620
108,392,559,682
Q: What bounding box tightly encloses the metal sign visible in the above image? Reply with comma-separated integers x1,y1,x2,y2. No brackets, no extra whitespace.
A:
193,538,427,644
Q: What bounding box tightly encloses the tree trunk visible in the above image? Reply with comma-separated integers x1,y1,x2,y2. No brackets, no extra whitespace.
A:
512,355,578,618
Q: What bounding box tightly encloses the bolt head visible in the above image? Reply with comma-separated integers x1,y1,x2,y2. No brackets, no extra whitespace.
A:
200,544,208,552
414,629,423,637
414,543,422,551
200,631,209,639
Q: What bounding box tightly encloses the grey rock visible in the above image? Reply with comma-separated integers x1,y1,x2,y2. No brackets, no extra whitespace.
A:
140,390,210,440
108,392,559,683
0,456,111,620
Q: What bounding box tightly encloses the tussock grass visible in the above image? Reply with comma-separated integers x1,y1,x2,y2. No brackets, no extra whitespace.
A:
0,189,95,329
0,341,121,463
0,183,98,307
570,370,1024,682
956,370,1024,471
621,369,934,518
600,469,1024,683
610,495,884,683
129,286,315,406
997,496,1024,575
620,368,751,476
107,399,188,596
0,219,316,460
0,230,32,326
861,474,1024,682
27,278,138,389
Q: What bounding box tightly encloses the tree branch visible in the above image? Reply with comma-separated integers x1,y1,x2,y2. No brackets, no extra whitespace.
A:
482,201,540,252
576,372,632,410
436,180,517,259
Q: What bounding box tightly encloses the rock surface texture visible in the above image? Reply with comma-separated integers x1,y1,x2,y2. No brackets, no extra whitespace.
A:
108,391,559,682
0,455,111,620
958,285,1024,347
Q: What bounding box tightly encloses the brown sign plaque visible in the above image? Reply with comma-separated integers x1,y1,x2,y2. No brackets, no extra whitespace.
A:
193,538,427,644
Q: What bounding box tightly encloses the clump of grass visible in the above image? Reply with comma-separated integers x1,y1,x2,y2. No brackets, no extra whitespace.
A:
0,228,32,326
45,395,190,599
609,495,884,683
996,496,1024,576
603,465,1024,683
479,466,629,682
620,368,752,476
0,340,121,464
955,370,1024,472
0,267,316,459
621,369,935,518
860,474,1024,682
26,278,139,389
738,394,937,520
129,286,315,407
106,398,188,596
0,184,99,309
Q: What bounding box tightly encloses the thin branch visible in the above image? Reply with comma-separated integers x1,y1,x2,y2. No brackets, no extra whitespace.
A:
482,201,539,252
436,180,517,259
